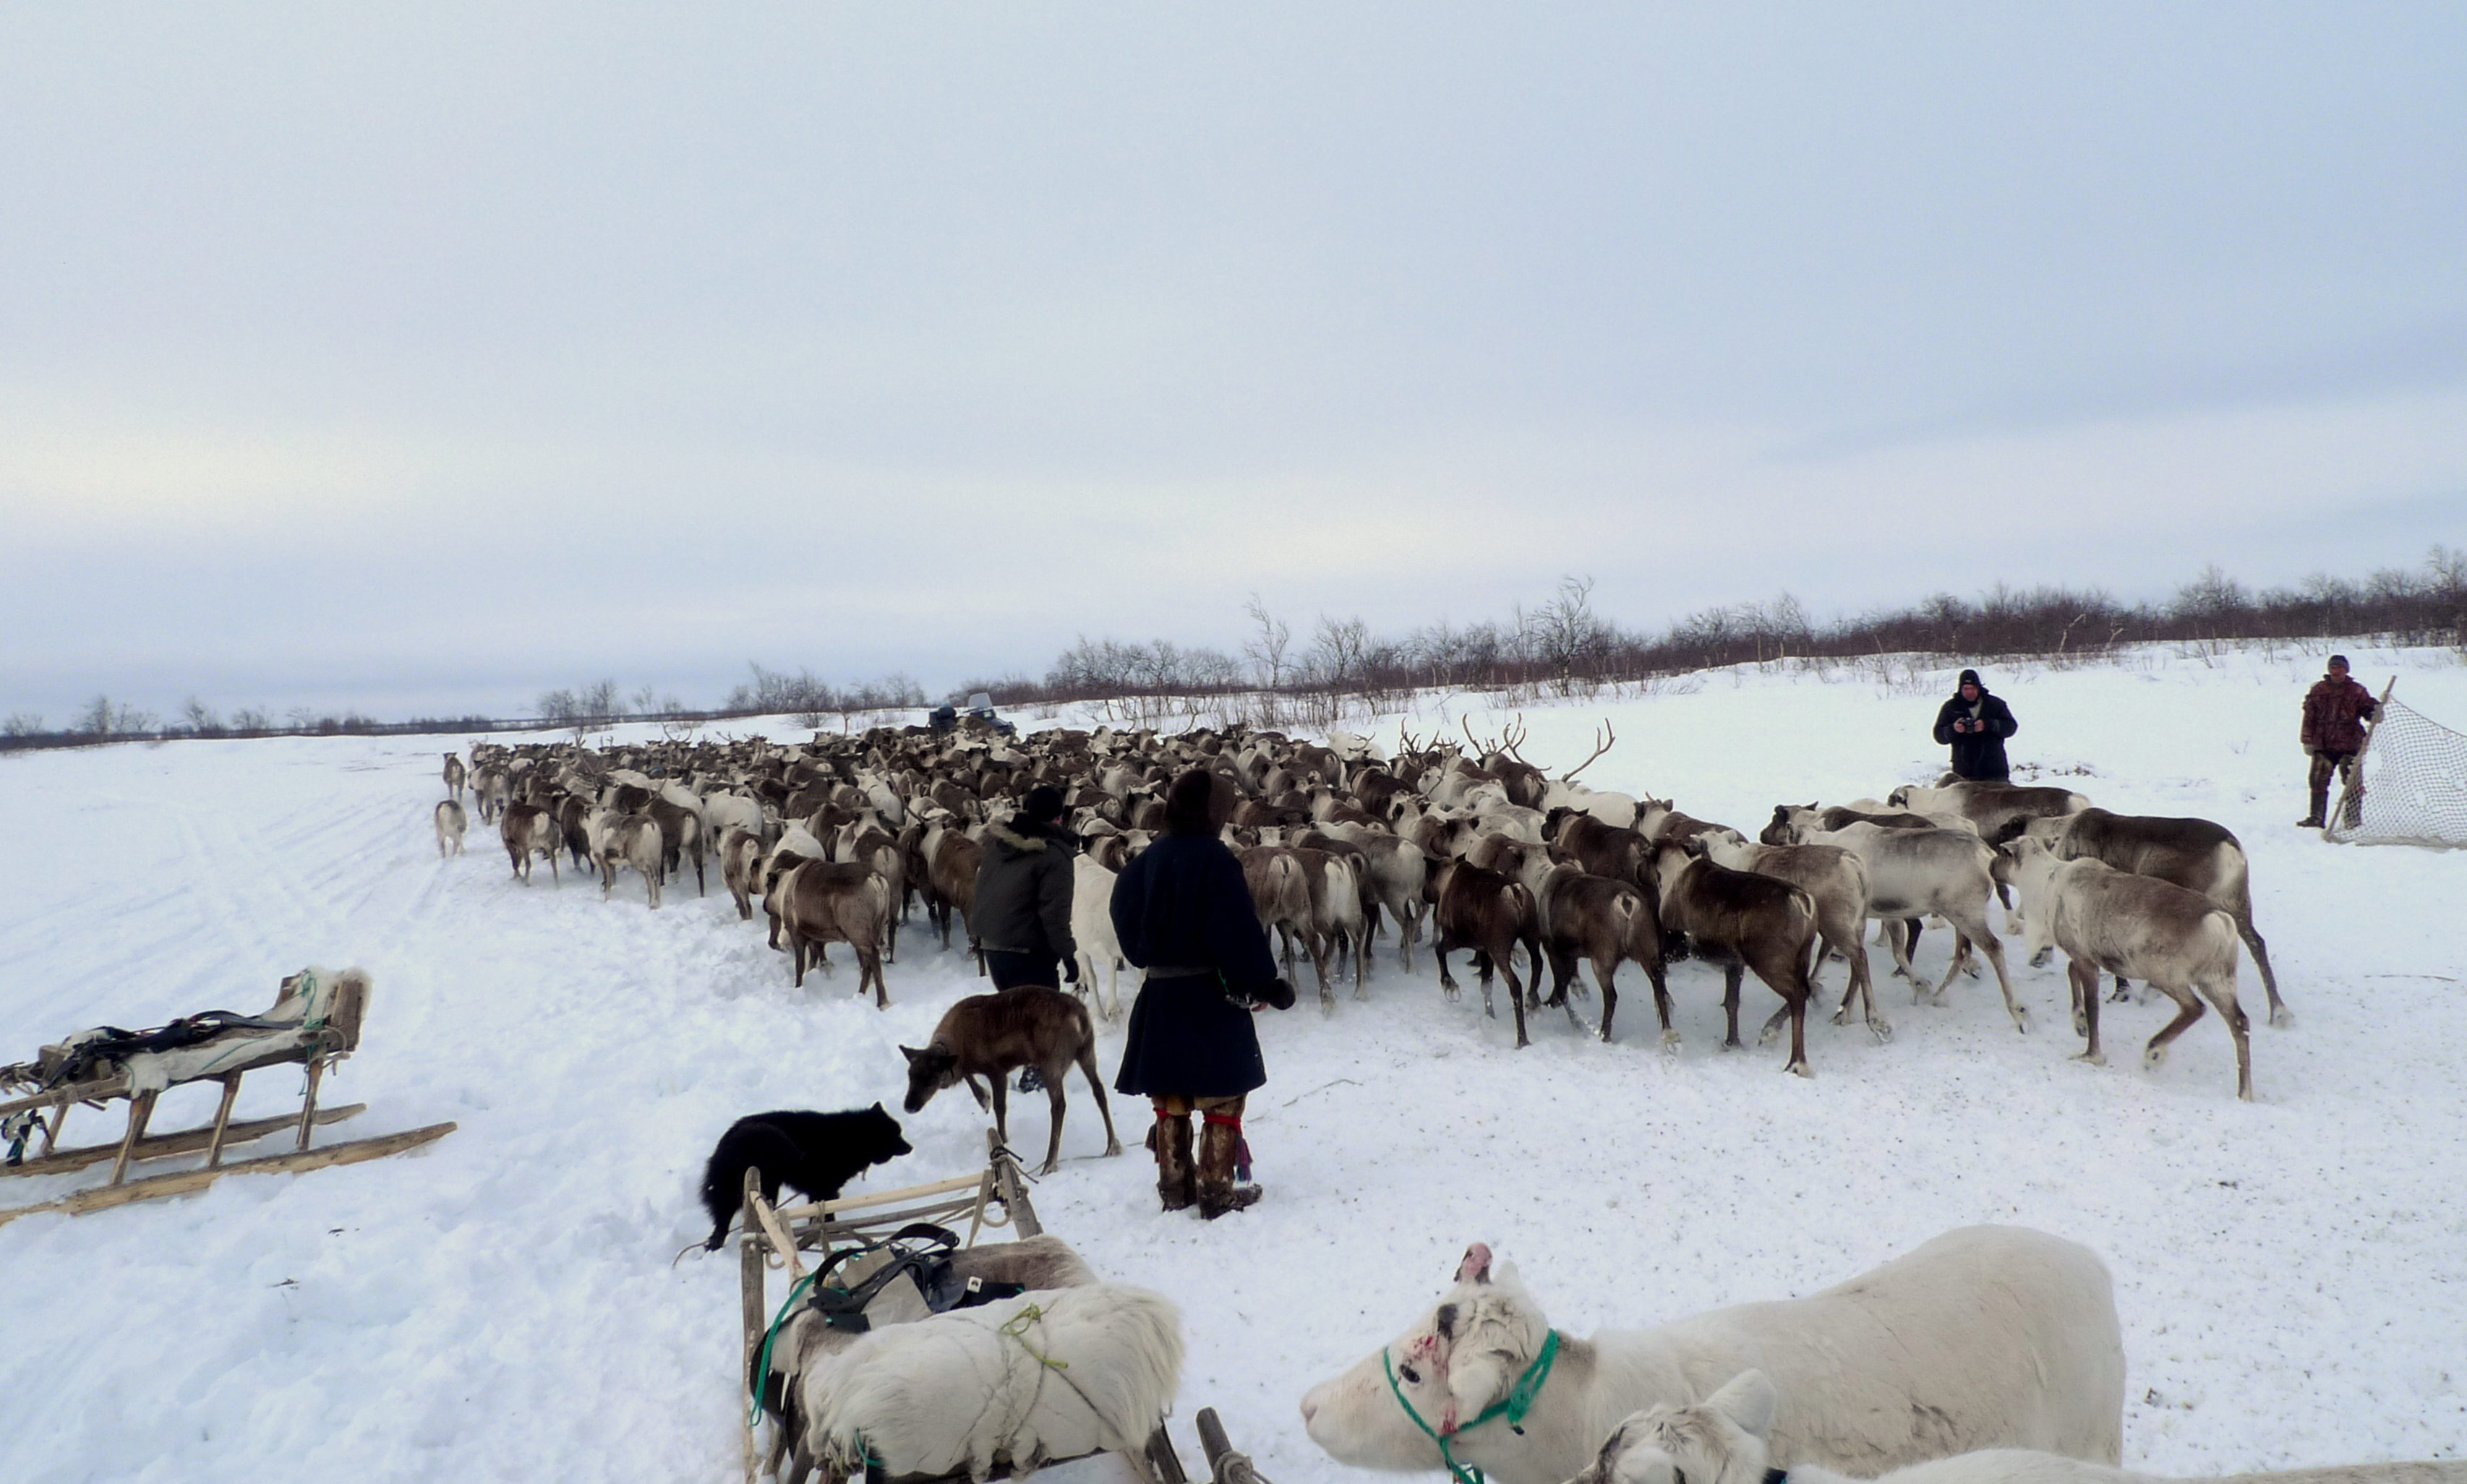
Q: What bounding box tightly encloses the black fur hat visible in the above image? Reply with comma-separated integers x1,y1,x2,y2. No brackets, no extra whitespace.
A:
1165,769,1216,835
1957,668,1984,691
1022,784,1064,823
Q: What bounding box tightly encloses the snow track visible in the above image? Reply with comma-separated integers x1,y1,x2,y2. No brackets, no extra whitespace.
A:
1,648,2463,1483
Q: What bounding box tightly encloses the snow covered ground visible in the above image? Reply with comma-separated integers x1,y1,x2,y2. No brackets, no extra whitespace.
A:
1,641,2462,1483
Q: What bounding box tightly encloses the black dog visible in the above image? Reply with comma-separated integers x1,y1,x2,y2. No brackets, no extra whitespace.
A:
699,1104,913,1251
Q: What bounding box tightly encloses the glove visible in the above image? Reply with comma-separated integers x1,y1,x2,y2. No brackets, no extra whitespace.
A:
1064,958,1082,985
1257,977,1296,1012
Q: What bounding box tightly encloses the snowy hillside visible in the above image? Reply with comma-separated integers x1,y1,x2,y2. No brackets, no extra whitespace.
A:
1,642,2462,1483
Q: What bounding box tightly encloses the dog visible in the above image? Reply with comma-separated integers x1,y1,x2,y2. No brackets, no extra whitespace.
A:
698,1104,913,1251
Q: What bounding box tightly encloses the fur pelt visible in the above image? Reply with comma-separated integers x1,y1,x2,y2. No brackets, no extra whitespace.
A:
1300,1226,2124,1484
800,1282,1183,1483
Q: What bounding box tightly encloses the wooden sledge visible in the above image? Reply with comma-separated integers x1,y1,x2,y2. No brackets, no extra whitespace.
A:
0,966,454,1227
737,1131,1188,1484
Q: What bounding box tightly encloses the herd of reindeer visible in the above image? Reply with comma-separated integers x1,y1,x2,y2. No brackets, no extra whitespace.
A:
429,711,2283,1102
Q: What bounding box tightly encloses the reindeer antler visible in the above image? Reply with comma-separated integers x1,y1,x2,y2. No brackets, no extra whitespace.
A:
1498,716,1531,767
1559,719,1615,782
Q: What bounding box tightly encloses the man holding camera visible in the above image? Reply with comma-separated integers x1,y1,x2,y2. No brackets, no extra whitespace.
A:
1933,668,2017,781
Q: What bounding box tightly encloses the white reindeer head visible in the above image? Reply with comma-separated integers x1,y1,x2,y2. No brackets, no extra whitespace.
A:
1562,1371,1777,1484
1299,1243,1552,1470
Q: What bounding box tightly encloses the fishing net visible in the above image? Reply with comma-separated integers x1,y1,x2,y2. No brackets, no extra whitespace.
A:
2325,694,2467,849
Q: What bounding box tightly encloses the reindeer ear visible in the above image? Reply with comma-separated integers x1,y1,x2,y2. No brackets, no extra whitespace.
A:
1703,1370,1777,1439
1455,1243,1493,1284
898,1046,920,1063
1442,1344,1512,1438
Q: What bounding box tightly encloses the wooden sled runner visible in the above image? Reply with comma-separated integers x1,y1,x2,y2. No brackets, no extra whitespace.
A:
738,1131,1210,1484
0,966,455,1227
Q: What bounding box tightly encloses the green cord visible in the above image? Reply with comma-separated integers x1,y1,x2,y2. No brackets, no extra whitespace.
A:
1382,1330,1562,1484
999,1303,1069,1370
748,1271,821,1426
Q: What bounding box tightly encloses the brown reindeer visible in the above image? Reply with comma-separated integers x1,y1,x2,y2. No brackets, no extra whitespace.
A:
923,827,985,973
1552,810,1649,889
500,801,563,885
769,858,891,1005
1427,858,1544,1049
899,987,1124,1175
1236,845,1325,996
644,796,705,896
1534,862,1673,1046
1650,840,1821,1075
833,823,907,963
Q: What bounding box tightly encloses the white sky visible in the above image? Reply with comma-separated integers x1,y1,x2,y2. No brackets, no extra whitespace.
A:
4,4,2463,721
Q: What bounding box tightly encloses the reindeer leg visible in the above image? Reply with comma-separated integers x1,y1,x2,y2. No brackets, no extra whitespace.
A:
1782,970,1812,1078
1846,936,1888,1042
1502,948,1531,1050
1040,1071,1067,1176
1975,929,2030,1033
1473,950,1497,1021
991,1073,1012,1151
2241,917,2289,1027
1591,957,1619,1042
2142,984,2207,1073
1435,944,1462,1003
1079,1042,1123,1156
1644,958,1678,1053
2069,958,2105,1065
2200,977,2255,1101
1721,964,1744,1050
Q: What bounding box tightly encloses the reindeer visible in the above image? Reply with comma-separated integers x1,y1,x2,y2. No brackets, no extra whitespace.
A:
1427,858,1544,1049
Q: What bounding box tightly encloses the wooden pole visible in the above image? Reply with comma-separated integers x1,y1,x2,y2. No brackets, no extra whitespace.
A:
108,1091,158,1186
204,1076,244,1169
41,1099,66,1157
743,1165,766,1484
296,1059,327,1151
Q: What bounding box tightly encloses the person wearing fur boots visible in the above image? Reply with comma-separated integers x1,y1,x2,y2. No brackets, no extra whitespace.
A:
2299,655,2377,828
971,784,1079,992
1108,768,1295,1218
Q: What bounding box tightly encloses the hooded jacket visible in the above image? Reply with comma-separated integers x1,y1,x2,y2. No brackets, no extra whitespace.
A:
1932,671,2017,781
968,819,1077,961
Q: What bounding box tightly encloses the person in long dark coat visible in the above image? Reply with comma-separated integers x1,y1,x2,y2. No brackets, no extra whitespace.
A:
1108,768,1294,1218
1933,668,2017,781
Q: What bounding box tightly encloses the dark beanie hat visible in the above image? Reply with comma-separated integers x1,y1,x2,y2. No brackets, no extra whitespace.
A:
2327,654,2350,669
1023,784,1065,823
1957,669,1983,688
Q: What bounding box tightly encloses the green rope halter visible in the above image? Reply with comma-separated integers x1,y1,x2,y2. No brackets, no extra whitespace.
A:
1382,1329,1561,1484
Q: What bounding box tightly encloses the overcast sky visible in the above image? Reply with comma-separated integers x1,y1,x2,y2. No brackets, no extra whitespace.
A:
4,4,2463,723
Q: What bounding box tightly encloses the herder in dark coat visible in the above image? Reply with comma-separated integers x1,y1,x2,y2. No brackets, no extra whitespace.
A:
1108,768,1294,1218
970,784,1079,991
2298,654,2378,828
1933,669,2017,781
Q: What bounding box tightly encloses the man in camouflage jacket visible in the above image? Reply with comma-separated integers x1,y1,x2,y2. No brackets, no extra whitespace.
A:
2298,655,2377,828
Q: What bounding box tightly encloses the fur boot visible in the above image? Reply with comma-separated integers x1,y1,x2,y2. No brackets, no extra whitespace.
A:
1146,1114,1195,1212
1197,1115,1260,1219
2299,786,2329,828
